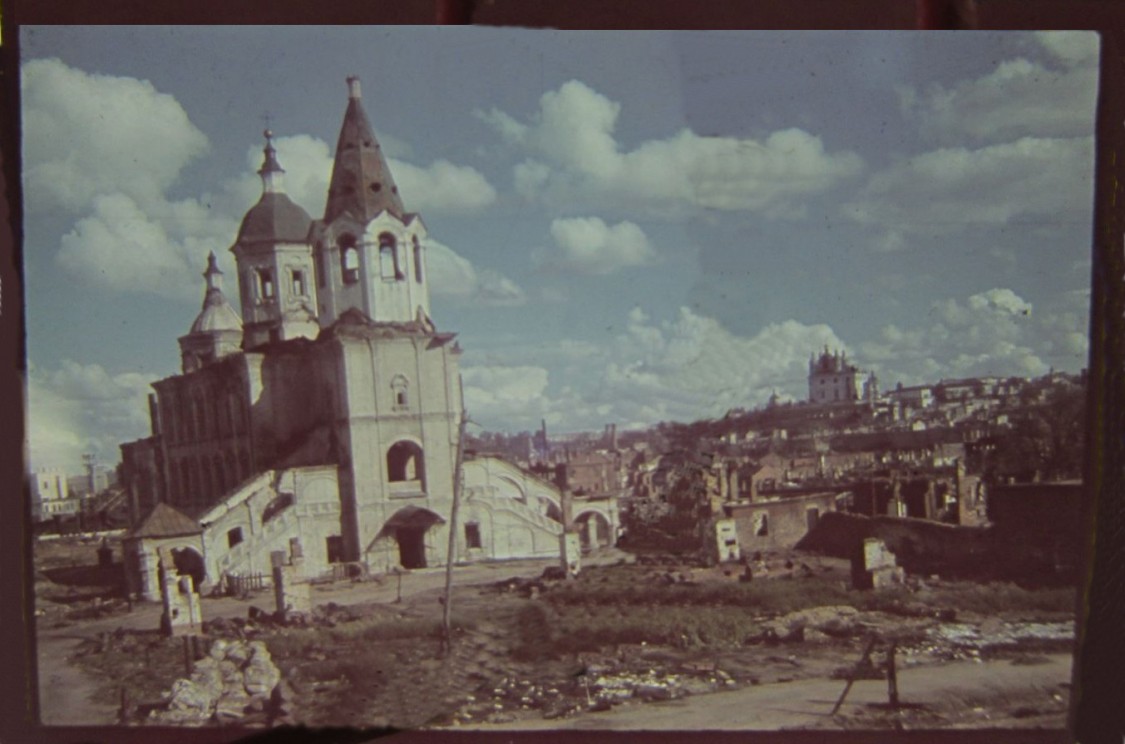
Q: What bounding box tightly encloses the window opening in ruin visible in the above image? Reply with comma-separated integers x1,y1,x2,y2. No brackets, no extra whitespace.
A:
340,235,359,284
465,522,482,549
387,440,425,485
227,527,243,548
413,237,423,283
326,535,344,564
292,269,306,297
755,513,769,537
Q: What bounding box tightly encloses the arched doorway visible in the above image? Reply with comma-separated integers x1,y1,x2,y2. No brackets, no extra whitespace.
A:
377,506,445,569
575,511,613,551
170,546,206,589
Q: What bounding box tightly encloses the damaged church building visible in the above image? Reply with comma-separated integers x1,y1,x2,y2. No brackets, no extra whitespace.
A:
119,77,615,601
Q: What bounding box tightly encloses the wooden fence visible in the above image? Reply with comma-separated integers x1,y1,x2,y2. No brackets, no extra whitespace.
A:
224,571,270,596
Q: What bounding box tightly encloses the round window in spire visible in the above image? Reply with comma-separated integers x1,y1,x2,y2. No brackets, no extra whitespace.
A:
370,182,382,193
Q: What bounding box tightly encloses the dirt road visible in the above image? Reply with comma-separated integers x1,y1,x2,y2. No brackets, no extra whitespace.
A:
460,653,1073,731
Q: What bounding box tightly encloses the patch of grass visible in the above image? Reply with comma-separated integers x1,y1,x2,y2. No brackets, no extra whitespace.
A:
928,583,1076,616
511,602,558,661
74,632,185,708
855,582,1075,617
546,568,854,614
539,603,765,655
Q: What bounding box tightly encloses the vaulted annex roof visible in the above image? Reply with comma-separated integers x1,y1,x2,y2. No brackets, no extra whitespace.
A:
127,502,202,539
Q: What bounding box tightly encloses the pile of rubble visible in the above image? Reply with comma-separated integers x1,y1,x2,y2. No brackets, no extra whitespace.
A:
202,602,367,637
758,605,862,643
926,620,1074,653
449,661,740,725
148,639,292,726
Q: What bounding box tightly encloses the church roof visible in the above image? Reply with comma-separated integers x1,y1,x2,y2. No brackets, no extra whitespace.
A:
236,192,313,245
127,502,201,539
187,252,242,334
190,289,243,333
323,76,406,224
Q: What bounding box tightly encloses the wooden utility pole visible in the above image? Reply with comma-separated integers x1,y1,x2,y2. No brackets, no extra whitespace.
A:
441,376,468,656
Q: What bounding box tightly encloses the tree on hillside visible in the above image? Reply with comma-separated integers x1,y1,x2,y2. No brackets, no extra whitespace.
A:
990,383,1085,482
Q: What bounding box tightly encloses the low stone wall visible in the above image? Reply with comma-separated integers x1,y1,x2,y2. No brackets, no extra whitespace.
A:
796,512,995,579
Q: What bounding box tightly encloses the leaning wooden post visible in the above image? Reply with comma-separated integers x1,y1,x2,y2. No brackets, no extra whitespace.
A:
441,375,468,656
886,642,899,708
831,634,879,716
181,635,193,676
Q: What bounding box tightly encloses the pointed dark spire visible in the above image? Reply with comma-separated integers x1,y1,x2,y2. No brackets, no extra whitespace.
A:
203,251,223,292
324,75,406,224
258,129,285,194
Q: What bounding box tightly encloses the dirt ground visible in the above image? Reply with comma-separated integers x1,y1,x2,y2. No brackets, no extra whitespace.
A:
32,536,1076,731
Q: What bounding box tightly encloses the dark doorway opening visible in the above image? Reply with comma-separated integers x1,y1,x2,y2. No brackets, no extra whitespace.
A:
171,547,206,590
806,507,820,532
397,527,427,568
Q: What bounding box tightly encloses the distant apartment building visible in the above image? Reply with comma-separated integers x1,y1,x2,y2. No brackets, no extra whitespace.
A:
887,383,935,416
564,450,624,495
30,468,79,521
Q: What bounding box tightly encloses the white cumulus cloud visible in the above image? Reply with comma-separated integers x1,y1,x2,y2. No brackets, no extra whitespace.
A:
897,32,1097,146
26,360,160,471
426,239,526,307
844,136,1094,239
22,58,210,215
479,79,863,215
537,217,656,275
24,58,499,302
859,287,1088,386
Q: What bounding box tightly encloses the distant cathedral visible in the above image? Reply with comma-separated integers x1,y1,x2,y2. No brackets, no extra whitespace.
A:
807,347,878,405
119,78,616,601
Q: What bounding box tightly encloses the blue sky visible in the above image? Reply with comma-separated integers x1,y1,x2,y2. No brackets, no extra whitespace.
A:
20,27,1098,471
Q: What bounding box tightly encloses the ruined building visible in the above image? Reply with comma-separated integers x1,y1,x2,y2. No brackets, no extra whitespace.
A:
119,78,616,601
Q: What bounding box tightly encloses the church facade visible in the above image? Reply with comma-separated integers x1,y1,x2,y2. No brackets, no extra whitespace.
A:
807,347,878,405
119,78,612,601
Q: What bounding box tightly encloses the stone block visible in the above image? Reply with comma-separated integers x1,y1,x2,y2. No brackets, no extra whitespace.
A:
863,538,896,571
273,564,312,615
160,572,203,636
713,519,741,563
560,531,581,578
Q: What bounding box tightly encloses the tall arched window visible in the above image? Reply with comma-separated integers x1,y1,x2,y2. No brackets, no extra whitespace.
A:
226,452,238,489
412,237,424,284
315,246,328,288
177,460,189,503
178,396,190,442
213,454,225,495
379,233,402,280
386,440,425,486
339,234,359,284
257,268,275,300
191,395,205,441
